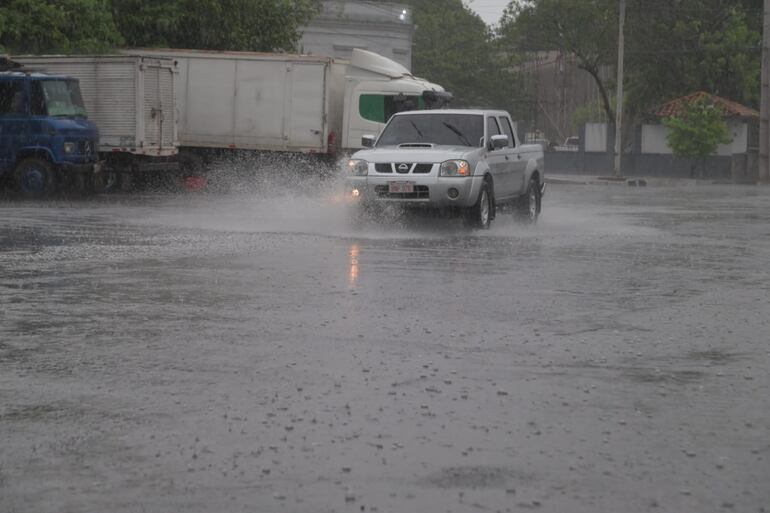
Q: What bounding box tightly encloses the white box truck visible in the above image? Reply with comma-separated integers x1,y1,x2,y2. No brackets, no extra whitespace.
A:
120,48,450,171
15,54,179,190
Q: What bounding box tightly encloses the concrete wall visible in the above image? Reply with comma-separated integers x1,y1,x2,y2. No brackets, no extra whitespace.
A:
585,123,607,152
300,1,414,70
544,122,754,179
641,121,748,156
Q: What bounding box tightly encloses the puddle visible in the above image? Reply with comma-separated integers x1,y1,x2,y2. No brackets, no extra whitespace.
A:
418,465,534,489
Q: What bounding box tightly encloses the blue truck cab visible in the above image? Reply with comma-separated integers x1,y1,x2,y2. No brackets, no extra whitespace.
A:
0,69,100,194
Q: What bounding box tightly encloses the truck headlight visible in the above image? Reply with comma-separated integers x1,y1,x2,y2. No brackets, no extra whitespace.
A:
347,159,368,176
440,160,470,177
63,142,76,154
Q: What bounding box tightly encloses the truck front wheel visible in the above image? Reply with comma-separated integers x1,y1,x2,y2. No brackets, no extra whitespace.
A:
15,158,55,196
465,180,492,229
516,176,540,224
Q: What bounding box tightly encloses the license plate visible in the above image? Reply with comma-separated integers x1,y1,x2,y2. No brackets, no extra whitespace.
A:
389,181,414,193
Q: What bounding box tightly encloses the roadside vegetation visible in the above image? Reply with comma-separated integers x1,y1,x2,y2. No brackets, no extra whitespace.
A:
0,0,322,54
1,0,761,132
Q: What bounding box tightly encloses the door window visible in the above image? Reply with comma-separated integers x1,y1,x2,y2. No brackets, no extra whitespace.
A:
500,117,516,147
486,116,501,149
0,81,25,115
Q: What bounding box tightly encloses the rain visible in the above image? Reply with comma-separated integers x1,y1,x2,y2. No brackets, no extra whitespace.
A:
2,0,769,511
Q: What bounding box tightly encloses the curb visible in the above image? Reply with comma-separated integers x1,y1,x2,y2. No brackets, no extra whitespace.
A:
544,175,760,187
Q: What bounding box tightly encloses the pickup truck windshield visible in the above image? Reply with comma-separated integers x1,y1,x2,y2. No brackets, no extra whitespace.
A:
377,113,483,147
31,79,88,117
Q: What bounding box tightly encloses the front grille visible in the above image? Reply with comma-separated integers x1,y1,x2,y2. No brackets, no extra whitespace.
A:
395,163,411,174
374,163,434,174
374,185,430,199
78,141,96,155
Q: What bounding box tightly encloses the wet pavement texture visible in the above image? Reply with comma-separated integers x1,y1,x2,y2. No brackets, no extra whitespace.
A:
1,181,769,513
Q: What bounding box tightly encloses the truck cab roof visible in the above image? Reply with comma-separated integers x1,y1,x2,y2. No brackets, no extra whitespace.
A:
0,71,77,80
392,109,510,118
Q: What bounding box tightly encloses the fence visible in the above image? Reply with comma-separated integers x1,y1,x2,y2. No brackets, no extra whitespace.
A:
542,121,759,181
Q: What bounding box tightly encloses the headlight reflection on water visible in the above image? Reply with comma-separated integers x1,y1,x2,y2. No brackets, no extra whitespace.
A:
349,243,360,288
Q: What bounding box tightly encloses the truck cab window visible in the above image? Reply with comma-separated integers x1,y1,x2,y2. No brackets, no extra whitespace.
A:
36,80,87,117
0,82,25,115
359,94,423,123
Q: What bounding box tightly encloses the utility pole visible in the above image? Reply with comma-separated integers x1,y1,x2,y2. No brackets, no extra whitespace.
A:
760,0,769,183
613,0,626,177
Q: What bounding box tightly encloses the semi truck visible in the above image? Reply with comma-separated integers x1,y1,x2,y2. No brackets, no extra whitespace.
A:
15,48,449,187
0,58,101,195
15,54,178,191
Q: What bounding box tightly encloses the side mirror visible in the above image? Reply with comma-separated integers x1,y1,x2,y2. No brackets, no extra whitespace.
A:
490,134,509,150
361,135,375,148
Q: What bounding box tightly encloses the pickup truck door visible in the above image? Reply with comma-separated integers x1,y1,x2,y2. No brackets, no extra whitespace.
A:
499,116,526,195
485,116,513,198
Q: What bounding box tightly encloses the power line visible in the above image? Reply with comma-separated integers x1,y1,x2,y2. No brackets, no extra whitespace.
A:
504,45,762,55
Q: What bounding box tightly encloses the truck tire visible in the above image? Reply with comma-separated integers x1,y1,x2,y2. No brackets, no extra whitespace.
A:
516,176,540,224
466,180,492,229
94,169,120,194
15,158,55,196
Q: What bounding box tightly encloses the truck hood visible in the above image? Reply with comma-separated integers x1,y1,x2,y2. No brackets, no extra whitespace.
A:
49,117,99,138
353,145,482,163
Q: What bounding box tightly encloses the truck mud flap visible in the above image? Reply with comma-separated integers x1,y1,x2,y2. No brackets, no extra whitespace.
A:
540,182,547,198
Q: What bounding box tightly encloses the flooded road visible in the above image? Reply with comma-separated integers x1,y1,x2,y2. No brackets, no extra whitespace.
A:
1,182,769,513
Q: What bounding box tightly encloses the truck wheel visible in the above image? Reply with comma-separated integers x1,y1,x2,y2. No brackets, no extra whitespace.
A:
15,158,55,196
466,180,492,229
94,169,120,194
516,177,540,224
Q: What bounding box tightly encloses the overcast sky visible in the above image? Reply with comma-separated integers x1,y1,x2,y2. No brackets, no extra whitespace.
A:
466,0,510,26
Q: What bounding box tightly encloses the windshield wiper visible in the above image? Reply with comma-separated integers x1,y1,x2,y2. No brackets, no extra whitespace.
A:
442,122,471,146
409,120,424,140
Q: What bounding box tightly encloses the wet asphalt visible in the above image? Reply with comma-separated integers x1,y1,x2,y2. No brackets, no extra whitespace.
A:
1,180,769,513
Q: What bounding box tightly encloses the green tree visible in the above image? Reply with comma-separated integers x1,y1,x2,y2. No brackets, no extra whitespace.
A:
497,0,760,136
409,0,520,111
112,0,321,52
663,95,732,177
625,0,761,122
0,0,122,54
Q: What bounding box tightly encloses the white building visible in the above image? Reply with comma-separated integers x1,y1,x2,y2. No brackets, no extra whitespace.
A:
300,1,414,70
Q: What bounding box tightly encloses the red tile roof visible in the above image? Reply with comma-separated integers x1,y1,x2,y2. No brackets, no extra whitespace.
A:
654,91,759,119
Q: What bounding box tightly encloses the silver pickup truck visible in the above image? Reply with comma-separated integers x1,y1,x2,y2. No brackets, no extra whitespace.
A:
344,109,545,228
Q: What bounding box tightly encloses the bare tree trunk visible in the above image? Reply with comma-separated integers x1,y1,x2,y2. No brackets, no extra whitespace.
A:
579,63,614,123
